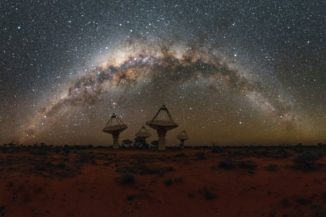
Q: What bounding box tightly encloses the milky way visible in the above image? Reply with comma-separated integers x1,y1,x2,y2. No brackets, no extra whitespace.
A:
1,1,325,145
19,39,305,144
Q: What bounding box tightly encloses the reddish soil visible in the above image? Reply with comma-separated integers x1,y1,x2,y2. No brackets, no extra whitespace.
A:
0,148,325,217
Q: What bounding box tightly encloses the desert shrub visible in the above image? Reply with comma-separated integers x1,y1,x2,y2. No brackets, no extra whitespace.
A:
175,153,187,158
31,149,49,156
164,178,173,186
78,152,96,164
62,145,71,155
126,194,137,201
43,162,66,169
322,192,326,200
315,208,326,217
121,139,133,148
200,188,216,200
56,162,66,169
238,160,257,170
33,161,80,178
0,205,4,217
117,174,135,185
217,159,257,173
294,196,311,206
265,164,278,172
211,146,225,154
195,152,206,160
163,177,183,186
218,159,236,170
34,187,43,194
273,149,290,158
140,165,174,175
254,149,290,158
293,152,320,171
115,166,132,173
116,164,174,175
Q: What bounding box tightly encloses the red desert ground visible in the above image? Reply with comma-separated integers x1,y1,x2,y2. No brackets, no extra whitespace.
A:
0,145,326,217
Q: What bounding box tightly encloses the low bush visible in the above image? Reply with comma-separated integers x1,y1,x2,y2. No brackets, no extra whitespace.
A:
315,208,326,217
218,160,236,170
164,178,173,186
117,174,136,185
211,146,225,154
322,192,326,200
200,188,216,200
265,164,278,172
126,194,137,201
238,160,257,170
293,152,320,171
116,164,174,176
0,205,4,217
294,196,311,205
195,152,207,160
217,159,257,173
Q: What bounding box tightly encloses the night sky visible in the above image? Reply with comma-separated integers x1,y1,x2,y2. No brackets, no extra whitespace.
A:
0,0,325,145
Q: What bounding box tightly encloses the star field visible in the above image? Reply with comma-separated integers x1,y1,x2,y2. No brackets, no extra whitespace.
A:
0,0,325,145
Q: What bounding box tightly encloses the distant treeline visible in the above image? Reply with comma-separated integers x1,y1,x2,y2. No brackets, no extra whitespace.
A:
0,142,325,152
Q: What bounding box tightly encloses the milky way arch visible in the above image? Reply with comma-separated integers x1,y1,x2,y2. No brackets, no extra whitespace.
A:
19,40,300,143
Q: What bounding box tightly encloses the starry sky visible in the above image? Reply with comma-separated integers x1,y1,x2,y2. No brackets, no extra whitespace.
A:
0,0,325,146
